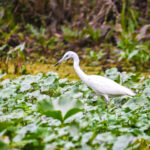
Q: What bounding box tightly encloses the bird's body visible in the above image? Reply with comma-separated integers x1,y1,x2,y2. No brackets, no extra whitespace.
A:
84,75,135,96
55,51,135,104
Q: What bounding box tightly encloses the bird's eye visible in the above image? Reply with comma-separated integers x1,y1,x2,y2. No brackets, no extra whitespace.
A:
65,55,69,59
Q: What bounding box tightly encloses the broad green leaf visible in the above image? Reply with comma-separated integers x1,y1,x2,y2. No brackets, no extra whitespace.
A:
44,110,63,122
20,83,32,92
112,134,136,150
143,87,150,97
13,124,38,142
105,68,120,83
37,98,63,122
0,140,9,150
0,88,16,99
64,108,82,120
93,132,116,145
37,98,54,112
81,132,93,145
0,109,24,121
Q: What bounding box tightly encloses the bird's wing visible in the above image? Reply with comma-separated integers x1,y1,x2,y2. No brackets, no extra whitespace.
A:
86,75,135,96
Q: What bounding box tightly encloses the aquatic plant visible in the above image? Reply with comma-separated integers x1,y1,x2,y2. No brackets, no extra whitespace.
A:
0,69,150,149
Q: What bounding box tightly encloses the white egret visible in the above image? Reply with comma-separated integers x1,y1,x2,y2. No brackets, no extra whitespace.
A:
55,51,135,104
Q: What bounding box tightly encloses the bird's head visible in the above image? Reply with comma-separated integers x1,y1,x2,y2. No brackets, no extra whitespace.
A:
55,51,76,66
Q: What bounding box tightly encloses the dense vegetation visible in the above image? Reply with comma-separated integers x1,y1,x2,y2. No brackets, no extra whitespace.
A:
0,69,150,150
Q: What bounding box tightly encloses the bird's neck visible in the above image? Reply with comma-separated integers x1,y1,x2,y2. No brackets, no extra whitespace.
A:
73,56,87,82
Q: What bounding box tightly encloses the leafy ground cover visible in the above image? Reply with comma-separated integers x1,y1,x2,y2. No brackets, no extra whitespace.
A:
0,68,150,150
1,0,150,73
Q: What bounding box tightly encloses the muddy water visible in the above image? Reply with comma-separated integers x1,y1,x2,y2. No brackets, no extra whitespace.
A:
1,62,102,81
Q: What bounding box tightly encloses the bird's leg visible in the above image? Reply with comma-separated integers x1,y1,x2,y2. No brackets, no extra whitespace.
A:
103,94,109,106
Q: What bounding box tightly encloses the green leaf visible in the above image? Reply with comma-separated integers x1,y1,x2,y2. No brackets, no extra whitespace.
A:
64,108,82,121
113,134,135,150
37,98,54,112
26,24,40,36
54,90,83,117
0,131,9,150
0,88,16,99
93,132,116,145
37,98,63,122
13,124,38,142
44,110,63,122
0,140,9,150
128,50,138,60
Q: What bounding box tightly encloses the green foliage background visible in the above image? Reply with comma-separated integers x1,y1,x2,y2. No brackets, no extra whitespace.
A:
0,70,150,150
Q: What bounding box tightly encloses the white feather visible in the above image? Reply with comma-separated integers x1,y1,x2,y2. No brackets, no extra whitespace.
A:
56,51,136,104
85,75,135,96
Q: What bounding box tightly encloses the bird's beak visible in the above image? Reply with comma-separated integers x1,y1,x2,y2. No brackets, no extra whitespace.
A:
54,58,64,66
